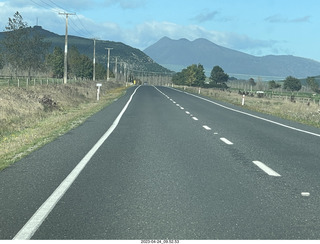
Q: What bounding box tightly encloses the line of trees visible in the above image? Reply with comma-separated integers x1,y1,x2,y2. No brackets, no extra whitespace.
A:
269,76,319,93
0,11,107,80
172,64,229,88
46,46,108,80
172,63,320,93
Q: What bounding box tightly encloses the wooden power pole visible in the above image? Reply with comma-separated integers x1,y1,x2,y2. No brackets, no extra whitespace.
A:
59,12,75,84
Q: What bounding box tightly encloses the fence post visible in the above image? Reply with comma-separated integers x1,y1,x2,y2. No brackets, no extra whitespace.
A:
18,78,20,87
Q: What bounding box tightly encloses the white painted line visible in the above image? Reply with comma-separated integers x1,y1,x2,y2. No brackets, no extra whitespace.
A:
13,86,142,240
192,117,198,121
214,132,218,135
185,111,190,114
220,137,233,145
180,107,184,110
301,192,310,197
176,89,320,138
173,101,176,104
252,161,281,177
203,125,211,130
176,104,180,106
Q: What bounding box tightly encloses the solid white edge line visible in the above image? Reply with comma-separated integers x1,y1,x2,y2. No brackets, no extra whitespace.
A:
13,86,141,240
220,137,233,145
252,161,281,177
168,87,320,138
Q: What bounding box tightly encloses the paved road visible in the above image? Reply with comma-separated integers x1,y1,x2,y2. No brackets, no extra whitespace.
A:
1,85,320,240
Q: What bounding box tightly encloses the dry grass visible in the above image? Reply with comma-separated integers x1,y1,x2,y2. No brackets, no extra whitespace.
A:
0,81,128,170
182,86,320,128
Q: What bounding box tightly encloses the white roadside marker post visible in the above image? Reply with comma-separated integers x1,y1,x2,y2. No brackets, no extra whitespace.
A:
96,83,102,101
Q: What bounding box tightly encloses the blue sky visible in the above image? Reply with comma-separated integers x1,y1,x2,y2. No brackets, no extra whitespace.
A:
1,0,320,62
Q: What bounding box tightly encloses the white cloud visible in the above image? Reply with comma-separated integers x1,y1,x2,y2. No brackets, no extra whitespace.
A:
101,20,279,56
265,14,311,23
191,10,219,23
0,1,279,58
102,0,147,9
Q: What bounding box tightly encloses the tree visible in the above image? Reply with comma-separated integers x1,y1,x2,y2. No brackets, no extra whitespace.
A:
248,78,256,87
47,47,64,78
185,65,196,86
209,65,229,87
95,63,107,80
172,71,186,85
2,11,50,78
306,76,319,93
0,53,4,70
193,64,206,87
67,45,93,79
268,80,281,90
2,11,29,75
171,64,206,87
77,54,93,79
283,76,301,92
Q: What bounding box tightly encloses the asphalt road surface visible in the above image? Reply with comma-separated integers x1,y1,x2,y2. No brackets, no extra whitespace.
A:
1,85,320,240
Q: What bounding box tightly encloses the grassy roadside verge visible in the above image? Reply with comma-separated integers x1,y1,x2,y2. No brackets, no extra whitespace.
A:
0,82,128,170
178,86,320,129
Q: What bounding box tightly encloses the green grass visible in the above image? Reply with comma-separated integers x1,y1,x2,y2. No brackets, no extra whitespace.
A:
179,86,320,129
0,82,128,170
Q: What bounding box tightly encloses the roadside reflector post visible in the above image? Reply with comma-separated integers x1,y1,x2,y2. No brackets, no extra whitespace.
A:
96,83,102,101
242,94,245,106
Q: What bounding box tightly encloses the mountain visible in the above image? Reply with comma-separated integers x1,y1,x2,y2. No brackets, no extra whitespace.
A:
144,36,320,78
0,26,171,74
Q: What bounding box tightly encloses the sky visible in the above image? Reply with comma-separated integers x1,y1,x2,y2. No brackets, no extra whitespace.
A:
1,0,320,62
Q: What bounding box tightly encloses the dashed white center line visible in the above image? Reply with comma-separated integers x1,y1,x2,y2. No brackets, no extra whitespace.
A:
185,111,190,115
192,117,198,121
252,161,281,177
180,107,184,110
203,125,211,130
220,137,233,145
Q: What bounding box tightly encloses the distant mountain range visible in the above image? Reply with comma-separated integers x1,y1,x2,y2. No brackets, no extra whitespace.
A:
0,26,171,74
144,36,320,79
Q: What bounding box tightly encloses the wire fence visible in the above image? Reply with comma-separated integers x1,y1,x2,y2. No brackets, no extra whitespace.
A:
0,76,96,88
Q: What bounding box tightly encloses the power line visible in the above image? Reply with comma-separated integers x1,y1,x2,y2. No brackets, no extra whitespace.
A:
32,0,94,39
47,0,73,13
30,0,59,13
39,0,62,12
75,14,94,38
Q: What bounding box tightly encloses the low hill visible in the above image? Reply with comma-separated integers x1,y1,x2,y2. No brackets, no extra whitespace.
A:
0,26,171,74
144,37,320,78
